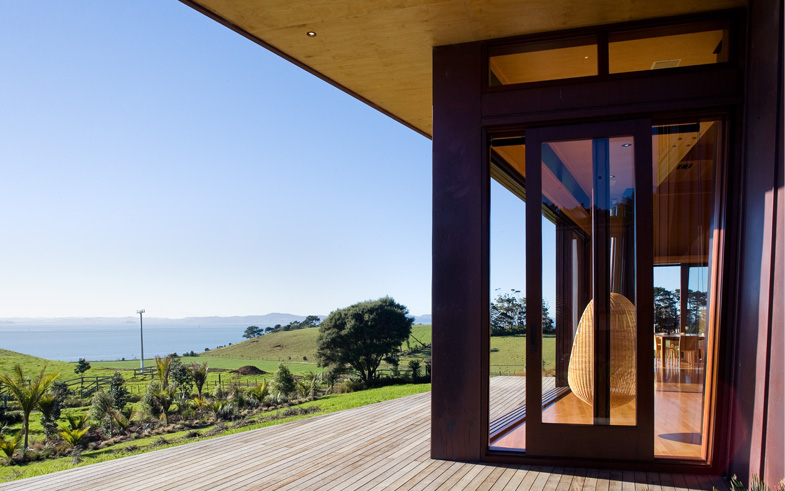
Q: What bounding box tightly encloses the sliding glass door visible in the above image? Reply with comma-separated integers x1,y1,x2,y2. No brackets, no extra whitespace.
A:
524,120,654,460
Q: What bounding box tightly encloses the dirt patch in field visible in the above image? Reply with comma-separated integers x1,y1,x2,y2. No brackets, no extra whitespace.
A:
230,365,267,376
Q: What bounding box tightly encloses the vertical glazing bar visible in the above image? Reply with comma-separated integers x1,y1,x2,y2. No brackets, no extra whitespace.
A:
593,138,611,424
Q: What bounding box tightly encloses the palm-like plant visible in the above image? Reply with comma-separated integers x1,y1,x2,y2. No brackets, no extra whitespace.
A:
91,390,129,435
37,393,59,440
155,355,173,388
192,394,209,411
248,380,269,403
63,412,88,431
0,431,22,462
190,362,209,399
0,364,59,450
59,427,89,449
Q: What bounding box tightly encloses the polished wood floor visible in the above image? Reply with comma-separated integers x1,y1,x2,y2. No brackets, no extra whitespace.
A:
1,381,724,490
491,364,706,458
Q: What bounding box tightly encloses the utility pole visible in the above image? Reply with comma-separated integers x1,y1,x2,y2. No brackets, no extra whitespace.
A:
137,309,145,369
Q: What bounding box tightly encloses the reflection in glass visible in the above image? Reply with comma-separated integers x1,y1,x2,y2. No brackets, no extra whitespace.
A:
488,143,527,451
540,137,637,426
653,120,721,459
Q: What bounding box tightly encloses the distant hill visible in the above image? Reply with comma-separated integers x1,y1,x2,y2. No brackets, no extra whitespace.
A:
1,312,433,327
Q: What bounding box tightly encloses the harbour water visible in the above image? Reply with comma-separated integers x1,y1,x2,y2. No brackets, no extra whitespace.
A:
0,323,244,362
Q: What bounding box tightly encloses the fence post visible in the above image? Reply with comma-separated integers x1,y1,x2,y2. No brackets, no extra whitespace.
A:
80,376,84,400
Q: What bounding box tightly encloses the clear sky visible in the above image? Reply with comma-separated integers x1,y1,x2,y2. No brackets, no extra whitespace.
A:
0,3,683,321
0,1,432,318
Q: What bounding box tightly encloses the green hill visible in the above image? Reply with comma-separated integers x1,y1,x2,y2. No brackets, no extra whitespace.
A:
208,327,320,362
0,349,74,377
206,324,434,363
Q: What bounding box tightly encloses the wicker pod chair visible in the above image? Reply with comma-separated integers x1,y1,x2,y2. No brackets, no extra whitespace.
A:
567,292,637,408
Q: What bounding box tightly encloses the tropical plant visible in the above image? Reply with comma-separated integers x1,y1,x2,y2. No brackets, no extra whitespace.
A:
190,361,209,398
247,380,269,403
0,430,21,462
154,355,173,388
141,381,177,425
0,364,59,450
63,412,88,431
192,395,209,412
316,297,413,383
90,390,128,436
208,400,234,421
59,426,89,449
37,393,60,441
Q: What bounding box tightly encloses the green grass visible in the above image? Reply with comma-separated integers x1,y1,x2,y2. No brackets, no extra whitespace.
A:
489,334,556,375
0,350,75,380
205,327,320,362
0,383,431,483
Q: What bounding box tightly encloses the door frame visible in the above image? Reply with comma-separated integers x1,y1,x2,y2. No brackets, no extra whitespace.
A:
524,119,655,461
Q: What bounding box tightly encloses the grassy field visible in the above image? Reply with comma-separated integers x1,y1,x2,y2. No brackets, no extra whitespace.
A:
0,350,76,379
0,383,431,483
489,334,556,375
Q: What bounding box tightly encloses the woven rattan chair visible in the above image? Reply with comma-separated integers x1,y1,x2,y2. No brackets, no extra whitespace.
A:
567,293,637,408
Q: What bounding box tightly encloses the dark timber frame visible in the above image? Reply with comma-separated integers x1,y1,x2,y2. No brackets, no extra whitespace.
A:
431,4,783,480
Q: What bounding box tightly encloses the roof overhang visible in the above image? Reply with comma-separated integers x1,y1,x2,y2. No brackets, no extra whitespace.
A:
180,0,746,138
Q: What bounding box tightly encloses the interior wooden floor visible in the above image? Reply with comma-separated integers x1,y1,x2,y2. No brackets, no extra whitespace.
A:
0,385,726,490
491,364,706,459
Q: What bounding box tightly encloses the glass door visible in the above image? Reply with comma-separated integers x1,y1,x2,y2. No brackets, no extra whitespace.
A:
524,120,655,460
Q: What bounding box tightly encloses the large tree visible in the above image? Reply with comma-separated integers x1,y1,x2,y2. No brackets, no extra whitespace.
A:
654,287,679,332
316,297,413,383
243,326,263,339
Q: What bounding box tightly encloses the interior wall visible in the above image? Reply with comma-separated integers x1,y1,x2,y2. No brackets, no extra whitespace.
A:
728,0,784,485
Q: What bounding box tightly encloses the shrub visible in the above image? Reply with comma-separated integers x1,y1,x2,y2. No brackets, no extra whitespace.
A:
408,360,421,380
271,364,296,398
74,358,91,375
108,372,130,410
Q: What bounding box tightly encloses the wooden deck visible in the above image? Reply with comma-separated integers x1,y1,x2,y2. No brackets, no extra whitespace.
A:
1,379,727,490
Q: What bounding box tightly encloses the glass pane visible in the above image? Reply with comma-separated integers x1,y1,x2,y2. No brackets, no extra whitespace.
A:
540,136,637,426
653,120,721,459
608,137,636,426
609,22,729,74
490,37,598,86
488,142,527,451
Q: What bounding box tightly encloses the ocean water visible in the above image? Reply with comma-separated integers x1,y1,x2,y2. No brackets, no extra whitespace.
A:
0,323,244,362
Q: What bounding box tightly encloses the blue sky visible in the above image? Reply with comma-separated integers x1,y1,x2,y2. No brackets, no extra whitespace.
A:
0,2,682,321
0,1,431,318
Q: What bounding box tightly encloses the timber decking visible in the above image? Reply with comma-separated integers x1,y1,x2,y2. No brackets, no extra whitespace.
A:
1,379,727,490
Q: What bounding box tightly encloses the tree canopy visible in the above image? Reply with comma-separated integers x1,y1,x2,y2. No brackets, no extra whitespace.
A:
490,289,554,335
243,326,263,339
654,286,679,332
316,297,412,383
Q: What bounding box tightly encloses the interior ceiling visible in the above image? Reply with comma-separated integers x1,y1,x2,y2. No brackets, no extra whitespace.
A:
185,0,744,137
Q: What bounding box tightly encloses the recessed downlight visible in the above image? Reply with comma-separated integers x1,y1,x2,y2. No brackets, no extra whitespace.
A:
306,31,317,37
621,143,632,147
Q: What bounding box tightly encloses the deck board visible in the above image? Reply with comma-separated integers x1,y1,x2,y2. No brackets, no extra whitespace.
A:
0,380,727,490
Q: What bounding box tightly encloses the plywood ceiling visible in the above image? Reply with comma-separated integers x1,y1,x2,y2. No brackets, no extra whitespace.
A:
185,0,745,137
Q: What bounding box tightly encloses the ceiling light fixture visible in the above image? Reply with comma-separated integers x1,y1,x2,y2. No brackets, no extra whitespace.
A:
621,143,632,147
306,31,317,37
